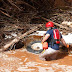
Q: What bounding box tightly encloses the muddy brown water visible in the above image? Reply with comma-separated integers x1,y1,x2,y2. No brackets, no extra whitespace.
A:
0,35,72,72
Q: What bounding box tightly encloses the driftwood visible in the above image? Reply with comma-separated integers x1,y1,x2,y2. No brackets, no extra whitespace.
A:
7,0,22,11
41,17,72,32
0,10,11,18
0,24,43,52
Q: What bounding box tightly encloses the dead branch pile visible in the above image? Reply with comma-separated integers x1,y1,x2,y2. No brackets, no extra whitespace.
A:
0,24,43,51
0,0,53,18
0,0,72,21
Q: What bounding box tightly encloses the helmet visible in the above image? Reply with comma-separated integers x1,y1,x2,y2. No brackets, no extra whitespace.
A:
46,21,54,27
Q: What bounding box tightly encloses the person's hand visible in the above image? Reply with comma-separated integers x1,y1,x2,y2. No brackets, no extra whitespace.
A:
66,44,69,48
41,42,43,44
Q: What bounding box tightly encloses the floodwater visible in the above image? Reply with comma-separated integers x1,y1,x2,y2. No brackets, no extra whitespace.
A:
0,35,72,72
0,48,72,72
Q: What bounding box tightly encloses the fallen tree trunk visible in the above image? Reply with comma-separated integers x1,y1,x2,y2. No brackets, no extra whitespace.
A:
0,24,43,52
41,17,72,32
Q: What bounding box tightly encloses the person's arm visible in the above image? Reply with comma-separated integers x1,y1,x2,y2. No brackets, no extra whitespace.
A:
61,38,69,48
42,34,50,43
61,38,67,47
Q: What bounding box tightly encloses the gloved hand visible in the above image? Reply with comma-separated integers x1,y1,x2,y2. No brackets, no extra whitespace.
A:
66,44,69,48
42,42,48,50
41,42,43,44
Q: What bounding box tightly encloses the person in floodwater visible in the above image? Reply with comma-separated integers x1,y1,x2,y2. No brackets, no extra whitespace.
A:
39,21,69,61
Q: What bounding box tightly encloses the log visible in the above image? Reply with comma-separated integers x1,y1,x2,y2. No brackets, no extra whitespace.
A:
0,24,43,52
0,10,11,17
41,17,72,32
